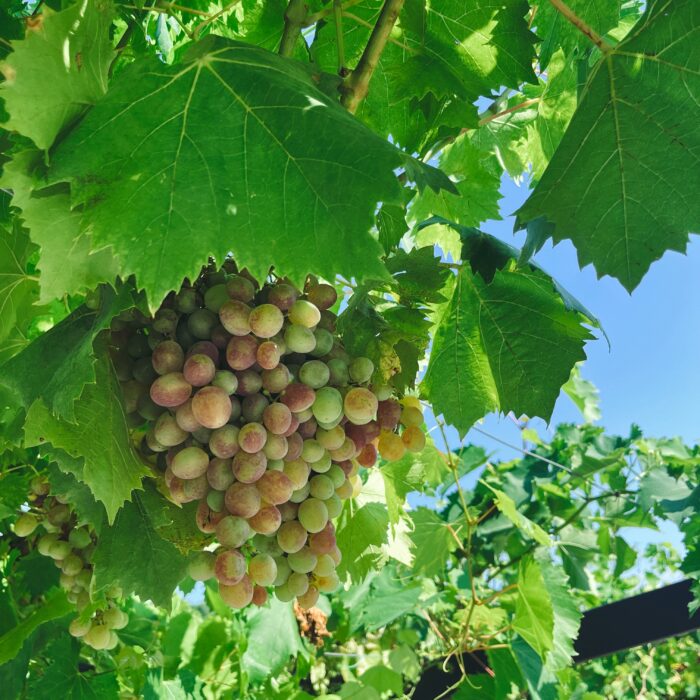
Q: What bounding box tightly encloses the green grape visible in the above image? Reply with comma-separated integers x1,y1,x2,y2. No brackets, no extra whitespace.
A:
182,474,209,501
226,274,255,302
174,399,201,432
171,446,209,479
312,386,343,424
248,505,282,535
132,356,156,385
103,607,129,630
310,452,332,474
288,300,321,328
263,433,288,460
48,539,72,560
176,286,198,313
188,551,217,581
262,364,291,393
287,571,310,596
298,498,329,534
37,533,59,556
85,624,112,650
288,546,317,574
283,459,310,490
267,458,285,470
225,482,261,518
204,283,229,312
274,581,296,602
256,470,294,505
216,515,252,548
74,569,92,589
219,300,252,336
273,556,292,586
278,501,299,522
348,356,374,384
277,520,308,554
253,533,283,557
212,369,238,394
249,553,277,586
215,549,247,585
296,585,320,609
301,439,324,463
61,553,84,576
299,360,330,389
344,387,378,425
232,450,267,483
209,425,240,459
289,483,311,503
326,464,346,488
309,474,335,500
14,513,39,537
154,413,188,447
316,425,346,451
236,369,263,396
205,458,233,491
249,304,284,338
207,489,226,512
329,437,357,462
315,571,340,593
220,575,254,608
183,353,216,387
150,372,192,408
192,386,232,429
69,617,92,638
285,432,304,460
238,422,267,454
262,403,293,436
187,308,218,339
327,358,349,387
284,324,316,354
310,328,334,357
314,553,336,577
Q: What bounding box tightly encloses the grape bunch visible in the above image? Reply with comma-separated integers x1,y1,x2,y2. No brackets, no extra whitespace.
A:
110,263,426,610
13,477,127,650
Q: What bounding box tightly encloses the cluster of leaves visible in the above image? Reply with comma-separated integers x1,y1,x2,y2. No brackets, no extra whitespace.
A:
0,0,698,696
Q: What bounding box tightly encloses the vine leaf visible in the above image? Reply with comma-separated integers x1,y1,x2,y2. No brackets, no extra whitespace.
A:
23,349,149,523
336,502,389,580
488,487,553,546
513,557,554,659
47,36,442,307
1,285,138,422
407,507,456,577
92,484,189,609
517,0,700,291
422,262,593,436
0,0,114,150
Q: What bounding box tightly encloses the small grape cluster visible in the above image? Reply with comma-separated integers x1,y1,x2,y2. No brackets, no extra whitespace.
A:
110,263,426,610
13,477,127,650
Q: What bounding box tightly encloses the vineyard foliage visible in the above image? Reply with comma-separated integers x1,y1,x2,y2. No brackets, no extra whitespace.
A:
0,0,698,697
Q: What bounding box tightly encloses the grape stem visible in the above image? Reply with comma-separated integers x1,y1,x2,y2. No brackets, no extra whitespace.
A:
279,0,308,57
548,0,614,53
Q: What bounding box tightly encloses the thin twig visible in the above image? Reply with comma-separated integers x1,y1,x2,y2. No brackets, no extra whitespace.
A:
340,0,404,113
548,0,614,53
279,0,307,57
477,97,540,126
333,0,346,75
341,12,414,52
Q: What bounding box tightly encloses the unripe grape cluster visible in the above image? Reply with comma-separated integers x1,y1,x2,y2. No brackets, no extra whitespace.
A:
110,263,426,610
13,477,127,650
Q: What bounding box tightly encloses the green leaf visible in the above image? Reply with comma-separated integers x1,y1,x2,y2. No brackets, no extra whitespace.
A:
0,0,114,149
46,36,424,307
242,598,305,683
517,0,700,291
336,502,389,579
487,487,553,546
453,675,496,699
513,557,554,660
1,285,137,421
408,507,455,577
353,568,423,630
422,263,592,435
92,484,189,608
360,665,403,695
23,349,148,522
562,364,601,422
46,460,106,531
0,589,72,664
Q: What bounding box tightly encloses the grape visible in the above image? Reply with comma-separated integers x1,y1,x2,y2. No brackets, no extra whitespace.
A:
150,372,192,408
192,426,213,443
183,353,216,387
256,470,294,505
219,300,252,336
283,415,300,438
188,551,217,581
316,425,345,451
314,553,336,577
210,324,232,349
172,446,209,479
183,474,209,501
226,335,258,371
220,574,254,608
293,407,314,423
48,503,70,526
232,450,267,483
315,572,340,593
278,501,299,522
187,340,219,364
263,433,288,460
252,586,268,606
308,523,336,555
274,582,296,602
225,482,261,518
236,369,263,396
297,417,318,439
249,303,284,338
209,425,240,459
253,533,283,557
249,553,277,586
152,308,178,336
283,459,310,490
207,489,226,512
204,283,229,312
262,364,291,393
103,607,129,630
318,309,337,332
257,340,281,369
216,515,251,548
188,308,218,339
14,513,38,537
310,328,334,357
306,283,337,311
297,585,319,609
357,442,378,467
174,399,200,432
69,617,92,638
284,324,316,353
281,383,316,413
192,386,232,428
329,438,357,462
238,394,266,424
132,356,157,385
48,539,72,560
228,396,242,424
401,425,426,452
284,432,304,461
176,317,194,349
287,571,310,596
298,498,329,533
62,553,84,576
273,556,292,586
311,474,338,501
69,527,92,549
262,403,292,435
206,457,234,490
344,387,378,425
248,504,282,535
30,476,50,496
401,406,423,427
349,356,374,384
238,422,267,453
85,624,112,650
310,451,332,474
212,370,238,395
215,549,246,585
277,520,307,553
145,430,167,453
312,386,343,424
268,283,298,310
226,274,255,302
37,533,59,556
176,286,198,313
127,331,150,358
301,439,324,463
378,431,406,461
288,546,317,574
327,358,349,387
154,413,188,447
289,299,321,328
299,360,330,389
326,464,346,489
121,379,144,414
290,483,311,503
